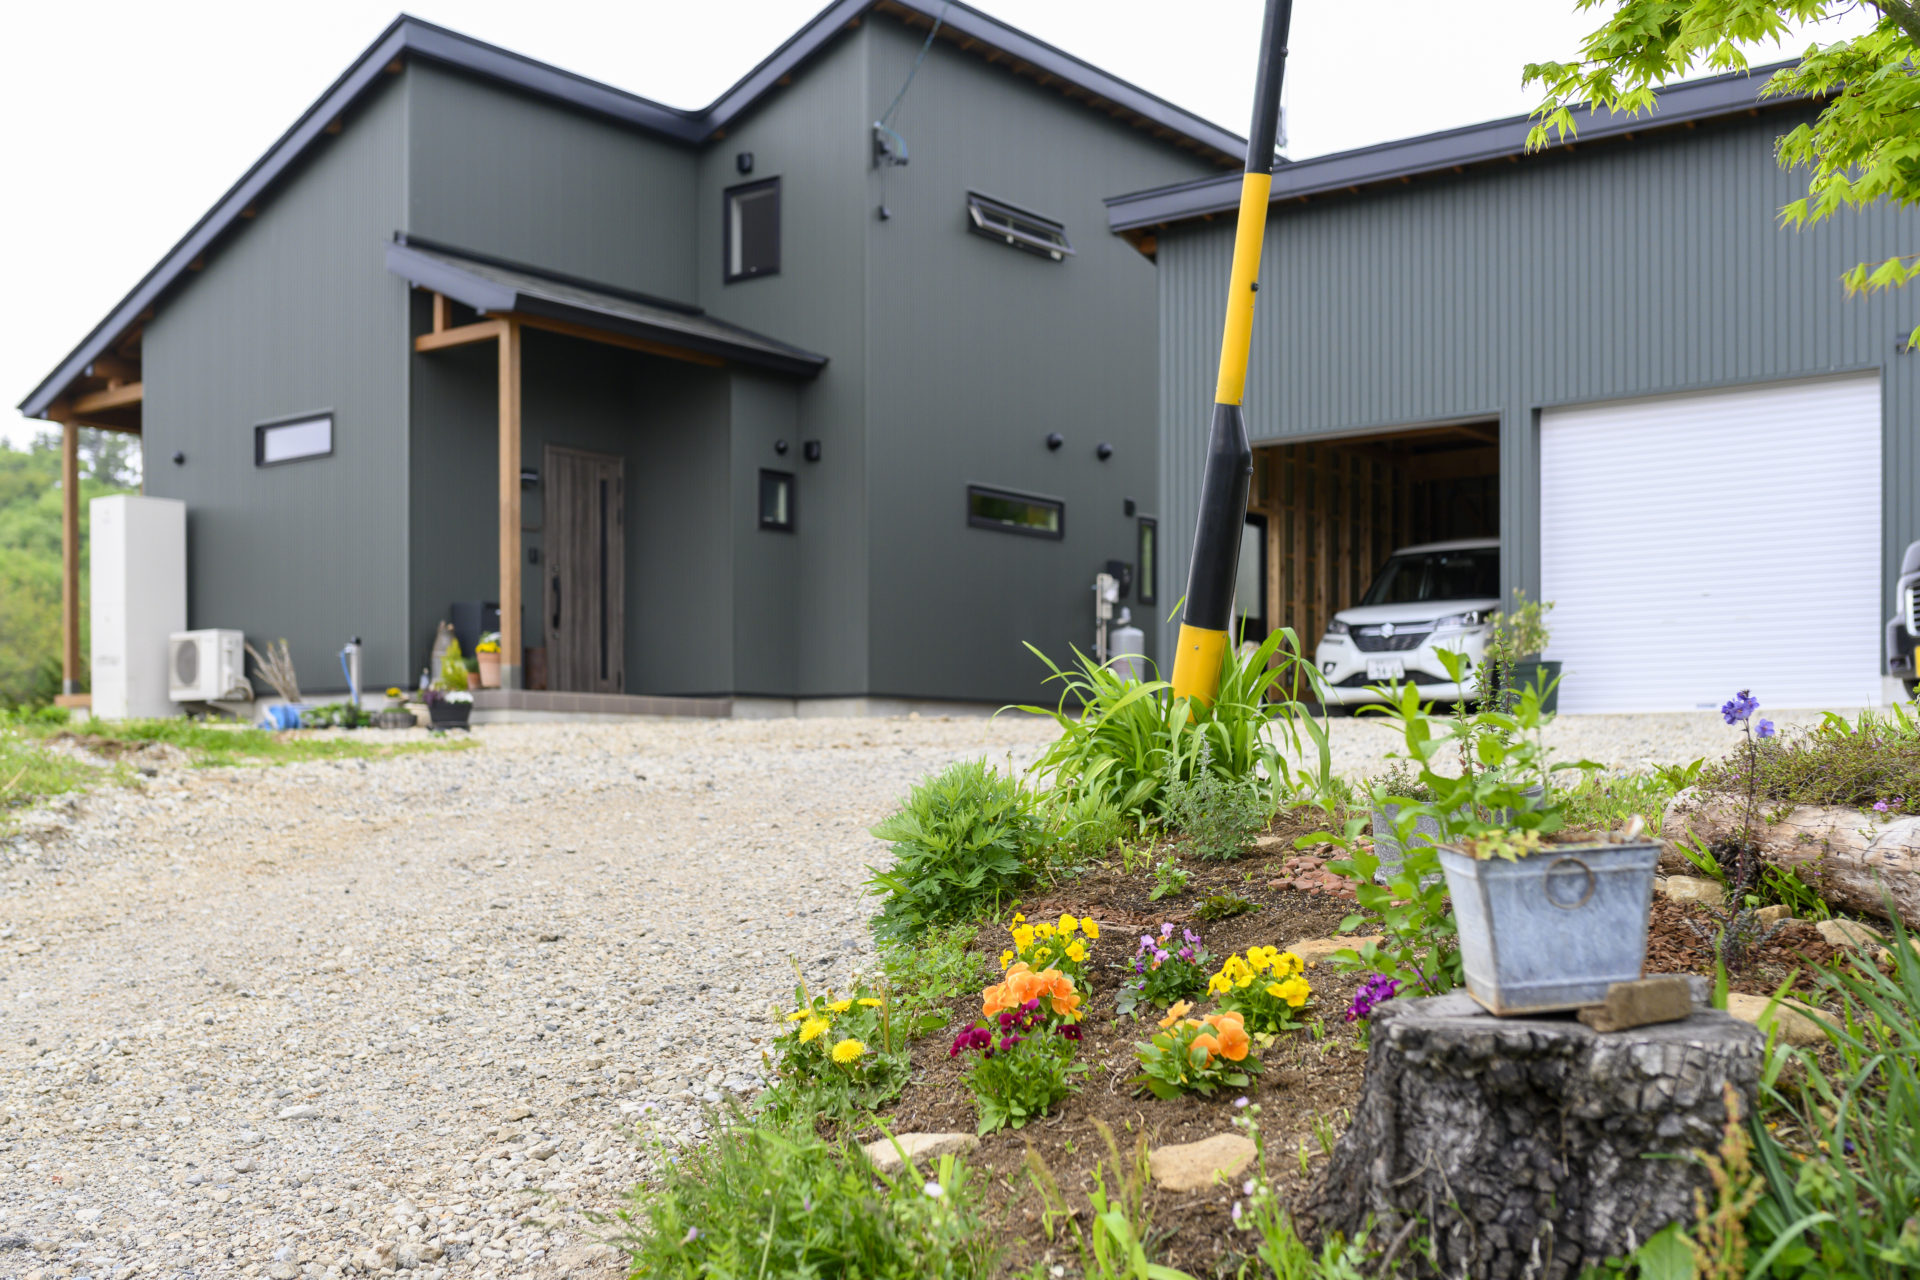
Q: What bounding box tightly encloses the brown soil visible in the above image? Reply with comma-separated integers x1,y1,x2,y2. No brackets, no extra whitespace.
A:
859,831,1863,1278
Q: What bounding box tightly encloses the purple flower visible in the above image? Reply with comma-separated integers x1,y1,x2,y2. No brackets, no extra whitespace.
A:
1344,974,1402,1024
1022,997,1042,1013
1139,934,1155,950
999,1034,1023,1052
1234,1097,1249,1108
1154,949,1169,964
1161,922,1175,938
1875,800,1891,813
681,1227,701,1245
1756,719,1776,740
1177,947,1194,961
1721,690,1760,725
1057,1023,1082,1041
1184,929,1201,945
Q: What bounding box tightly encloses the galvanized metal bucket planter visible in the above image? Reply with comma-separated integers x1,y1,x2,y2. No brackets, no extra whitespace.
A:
1371,804,1442,886
1438,840,1660,1015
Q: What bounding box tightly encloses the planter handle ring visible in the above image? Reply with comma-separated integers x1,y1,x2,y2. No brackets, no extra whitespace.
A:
1544,857,1597,910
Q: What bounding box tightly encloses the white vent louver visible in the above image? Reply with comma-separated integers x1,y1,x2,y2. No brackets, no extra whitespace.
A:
168,630,249,702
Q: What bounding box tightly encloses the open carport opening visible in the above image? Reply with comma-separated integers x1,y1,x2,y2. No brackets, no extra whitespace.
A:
1244,420,1499,650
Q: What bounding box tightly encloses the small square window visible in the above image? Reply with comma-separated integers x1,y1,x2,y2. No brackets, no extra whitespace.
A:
759,469,794,531
966,191,1073,261
1137,516,1158,605
967,485,1063,539
255,413,333,466
726,178,781,282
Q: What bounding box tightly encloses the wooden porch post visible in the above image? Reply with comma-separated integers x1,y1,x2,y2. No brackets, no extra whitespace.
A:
60,416,82,696
497,318,523,689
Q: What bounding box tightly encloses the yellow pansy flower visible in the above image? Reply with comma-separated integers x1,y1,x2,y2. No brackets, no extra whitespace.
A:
1033,946,1052,964
1012,926,1035,951
831,1038,867,1064
1082,919,1100,940
1272,977,1311,1008
1034,923,1055,940
799,1017,831,1043
1065,940,1086,963
1000,950,1015,970
1058,914,1078,936
1012,913,1026,924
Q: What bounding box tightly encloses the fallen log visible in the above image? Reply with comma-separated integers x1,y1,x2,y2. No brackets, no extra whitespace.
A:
1660,788,1920,926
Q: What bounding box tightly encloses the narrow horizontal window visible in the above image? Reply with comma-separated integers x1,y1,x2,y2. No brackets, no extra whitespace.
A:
726,178,781,282
759,469,794,531
255,414,333,467
967,484,1063,539
965,191,1073,261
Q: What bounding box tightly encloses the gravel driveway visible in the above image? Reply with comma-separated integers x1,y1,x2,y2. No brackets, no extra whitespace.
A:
0,706,1769,1280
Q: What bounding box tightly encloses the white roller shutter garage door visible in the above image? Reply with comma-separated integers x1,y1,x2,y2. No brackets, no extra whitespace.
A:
1540,375,1882,714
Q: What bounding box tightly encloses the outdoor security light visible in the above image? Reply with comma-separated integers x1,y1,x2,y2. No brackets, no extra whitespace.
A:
1046,432,1064,451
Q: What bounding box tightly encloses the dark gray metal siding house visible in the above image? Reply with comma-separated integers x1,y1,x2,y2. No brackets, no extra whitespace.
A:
22,2,1233,708
1111,70,1920,714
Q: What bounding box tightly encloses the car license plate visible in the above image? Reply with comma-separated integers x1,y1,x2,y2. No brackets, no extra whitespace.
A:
1366,658,1406,681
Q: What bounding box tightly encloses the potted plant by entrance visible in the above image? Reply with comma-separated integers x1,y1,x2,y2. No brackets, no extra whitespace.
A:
1486,592,1559,714
427,641,474,730
374,686,417,730
1386,655,1659,1015
474,632,502,689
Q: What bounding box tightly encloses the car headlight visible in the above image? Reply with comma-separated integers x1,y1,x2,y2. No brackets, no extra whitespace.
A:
1326,619,1351,636
1435,611,1484,630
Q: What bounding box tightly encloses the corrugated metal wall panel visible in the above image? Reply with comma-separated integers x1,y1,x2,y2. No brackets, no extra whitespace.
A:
143,76,412,690
1157,110,1920,668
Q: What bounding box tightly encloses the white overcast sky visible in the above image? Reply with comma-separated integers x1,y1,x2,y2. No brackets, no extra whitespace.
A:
0,1,1874,448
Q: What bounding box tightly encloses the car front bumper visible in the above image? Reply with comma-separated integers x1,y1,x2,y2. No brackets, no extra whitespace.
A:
1313,630,1489,705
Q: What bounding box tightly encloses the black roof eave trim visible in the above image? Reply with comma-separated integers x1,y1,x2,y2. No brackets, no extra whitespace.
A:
22,3,1240,416
1104,63,1811,233
384,241,828,379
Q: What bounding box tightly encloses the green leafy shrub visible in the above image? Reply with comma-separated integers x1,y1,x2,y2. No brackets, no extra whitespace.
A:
1043,789,1128,864
1147,854,1189,901
1012,628,1331,824
1191,891,1257,922
1700,703,1920,817
866,760,1047,943
1163,744,1272,860
618,1116,995,1279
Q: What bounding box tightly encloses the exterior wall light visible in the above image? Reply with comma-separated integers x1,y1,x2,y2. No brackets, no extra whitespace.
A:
775,439,789,455
1096,442,1114,461
1046,432,1064,451
803,440,822,462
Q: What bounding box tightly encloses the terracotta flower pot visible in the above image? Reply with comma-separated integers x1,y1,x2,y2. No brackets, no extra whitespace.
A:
476,652,501,689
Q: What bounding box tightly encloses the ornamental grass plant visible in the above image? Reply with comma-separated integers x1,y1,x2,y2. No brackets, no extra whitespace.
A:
618,1113,996,1280
1011,628,1333,825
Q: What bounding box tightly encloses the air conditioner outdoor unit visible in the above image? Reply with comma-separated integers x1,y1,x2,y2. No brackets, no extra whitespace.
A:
169,630,249,702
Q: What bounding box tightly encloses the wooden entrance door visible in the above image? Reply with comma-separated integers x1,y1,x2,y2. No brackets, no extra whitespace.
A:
543,446,625,693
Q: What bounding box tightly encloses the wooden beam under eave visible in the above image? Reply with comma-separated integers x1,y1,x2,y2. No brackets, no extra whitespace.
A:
414,319,506,352
511,313,725,368
70,382,143,415
497,320,523,689
85,354,139,383
432,292,451,334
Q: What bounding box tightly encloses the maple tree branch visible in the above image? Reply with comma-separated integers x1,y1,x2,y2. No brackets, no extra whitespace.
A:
1865,0,1920,48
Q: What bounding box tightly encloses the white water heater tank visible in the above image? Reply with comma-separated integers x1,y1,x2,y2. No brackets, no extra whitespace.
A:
90,495,187,719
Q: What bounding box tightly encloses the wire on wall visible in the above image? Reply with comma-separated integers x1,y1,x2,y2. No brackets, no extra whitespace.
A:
873,0,951,219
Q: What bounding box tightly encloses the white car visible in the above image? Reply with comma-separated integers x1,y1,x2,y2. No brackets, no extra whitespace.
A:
1314,538,1500,708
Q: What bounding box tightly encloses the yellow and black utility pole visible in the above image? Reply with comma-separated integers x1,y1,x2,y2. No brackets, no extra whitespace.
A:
1170,0,1294,706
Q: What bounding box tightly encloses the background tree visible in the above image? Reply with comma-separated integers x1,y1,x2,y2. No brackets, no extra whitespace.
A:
1526,2,1920,305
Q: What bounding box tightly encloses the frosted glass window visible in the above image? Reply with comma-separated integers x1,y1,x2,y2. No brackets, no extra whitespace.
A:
255,415,332,466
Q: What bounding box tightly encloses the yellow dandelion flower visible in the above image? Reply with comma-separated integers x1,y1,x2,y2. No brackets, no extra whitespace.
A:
799,1017,831,1043
1082,919,1100,940
785,1010,808,1021
858,997,884,1007
830,1038,867,1064
828,999,853,1013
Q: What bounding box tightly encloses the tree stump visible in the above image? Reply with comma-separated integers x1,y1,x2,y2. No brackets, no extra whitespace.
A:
1661,789,1920,926
1308,992,1763,1278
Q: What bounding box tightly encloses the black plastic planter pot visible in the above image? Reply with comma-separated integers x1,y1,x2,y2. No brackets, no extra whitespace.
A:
428,700,472,731
1501,660,1563,714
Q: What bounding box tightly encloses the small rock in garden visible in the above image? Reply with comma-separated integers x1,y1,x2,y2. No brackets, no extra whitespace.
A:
1874,937,1920,967
861,1132,980,1174
1286,936,1382,964
277,1103,320,1120
1724,993,1832,1047
233,1157,257,1174
503,1105,535,1121
1148,1133,1257,1192
1815,919,1885,948
1659,875,1725,907
1251,834,1289,853
1754,904,1794,924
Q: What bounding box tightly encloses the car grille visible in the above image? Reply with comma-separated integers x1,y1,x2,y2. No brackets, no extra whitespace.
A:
1351,623,1434,653
1336,671,1447,687
1908,585,1919,635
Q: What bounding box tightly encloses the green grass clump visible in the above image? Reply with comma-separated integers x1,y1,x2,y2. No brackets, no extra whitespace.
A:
879,922,990,1033
1700,704,1920,816
0,727,114,821
618,1116,996,1279
866,759,1049,944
